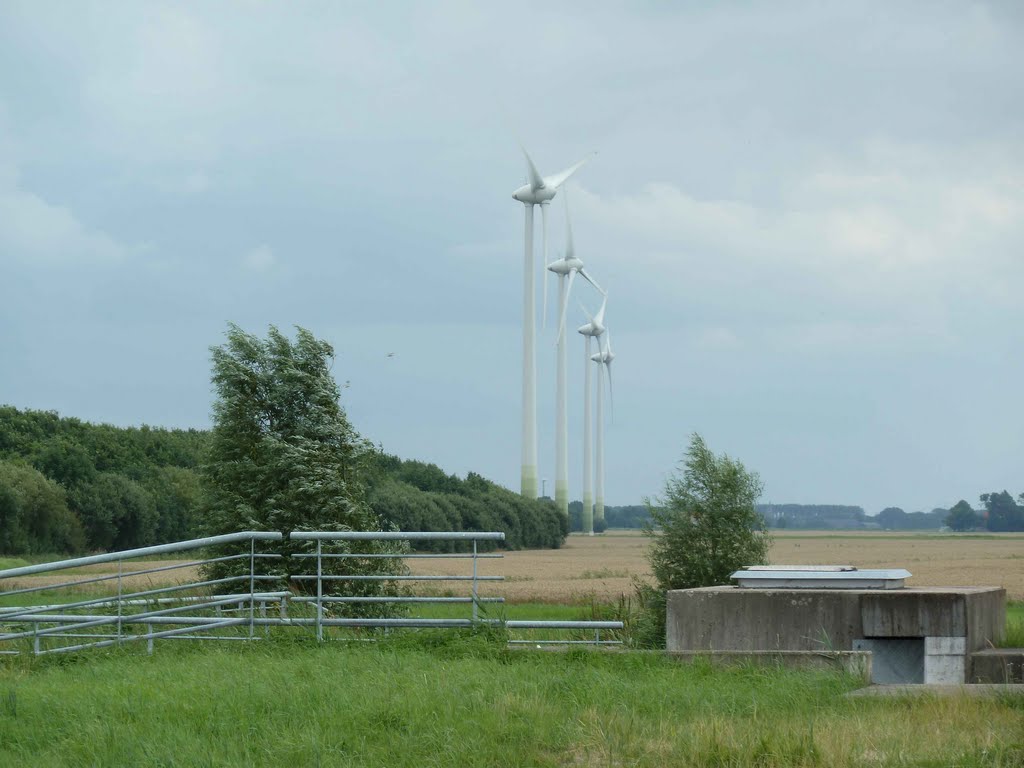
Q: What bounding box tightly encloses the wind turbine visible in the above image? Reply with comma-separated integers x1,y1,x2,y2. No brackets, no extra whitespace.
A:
591,331,615,530
577,294,607,535
511,148,594,499
547,198,601,520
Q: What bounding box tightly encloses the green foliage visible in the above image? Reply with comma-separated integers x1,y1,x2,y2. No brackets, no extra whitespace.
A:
366,454,566,551
945,499,980,532
0,461,85,554
646,434,769,592
199,325,404,602
569,501,648,531
981,490,1024,532
636,435,768,648
0,406,206,551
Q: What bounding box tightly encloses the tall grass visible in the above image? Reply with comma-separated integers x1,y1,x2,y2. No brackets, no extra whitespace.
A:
1003,601,1024,648
1,633,1022,767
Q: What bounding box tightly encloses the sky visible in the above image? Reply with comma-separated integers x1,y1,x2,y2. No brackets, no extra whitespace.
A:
1,1,1022,514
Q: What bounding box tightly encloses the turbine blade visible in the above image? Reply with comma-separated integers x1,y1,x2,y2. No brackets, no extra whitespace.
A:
578,268,602,294
520,145,545,190
577,298,593,323
564,191,575,259
545,152,596,190
559,270,577,340
595,292,607,326
541,203,549,329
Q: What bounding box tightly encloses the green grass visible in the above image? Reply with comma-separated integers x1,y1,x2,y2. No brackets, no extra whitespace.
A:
1004,601,1024,647
0,634,1022,767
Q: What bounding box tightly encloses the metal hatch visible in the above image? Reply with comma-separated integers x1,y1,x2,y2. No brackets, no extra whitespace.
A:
730,565,911,589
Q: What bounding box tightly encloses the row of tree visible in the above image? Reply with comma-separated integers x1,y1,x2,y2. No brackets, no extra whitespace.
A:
0,329,565,556
366,455,566,550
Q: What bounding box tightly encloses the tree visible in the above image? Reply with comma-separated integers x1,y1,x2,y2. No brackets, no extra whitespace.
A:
876,507,906,530
980,491,1024,532
945,500,979,532
200,325,402,606
0,461,85,554
645,434,770,591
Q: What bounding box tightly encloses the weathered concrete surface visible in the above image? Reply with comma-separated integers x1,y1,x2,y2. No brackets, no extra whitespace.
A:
971,649,1024,684
666,650,871,681
860,588,1005,649
667,586,1005,684
666,587,863,652
668,587,1004,649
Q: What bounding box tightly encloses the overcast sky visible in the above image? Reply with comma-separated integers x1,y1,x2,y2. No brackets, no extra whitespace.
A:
1,2,1022,514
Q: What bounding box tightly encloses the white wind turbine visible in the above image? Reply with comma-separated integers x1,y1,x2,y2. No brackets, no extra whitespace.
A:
511,148,594,499
547,198,601,519
591,331,615,530
577,293,607,536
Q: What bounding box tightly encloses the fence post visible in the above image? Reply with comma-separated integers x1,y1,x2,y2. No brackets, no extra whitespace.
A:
147,624,154,655
116,558,123,646
316,539,323,642
32,623,39,655
471,539,479,622
249,536,256,639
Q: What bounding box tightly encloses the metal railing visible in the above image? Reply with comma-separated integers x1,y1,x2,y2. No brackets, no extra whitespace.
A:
0,531,622,655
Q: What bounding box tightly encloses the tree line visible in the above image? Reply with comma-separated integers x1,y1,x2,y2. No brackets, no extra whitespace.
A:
0,402,565,556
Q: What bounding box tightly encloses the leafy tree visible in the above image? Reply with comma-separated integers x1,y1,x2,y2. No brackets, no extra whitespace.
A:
981,490,1024,532
634,435,768,649
876,507,906,530
945,500,979,532
645,434,769,591
72,472,157,551
199,325,402,605
0,461,85,554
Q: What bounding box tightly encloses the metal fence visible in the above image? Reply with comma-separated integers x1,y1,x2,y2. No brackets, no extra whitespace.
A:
0,531,622,655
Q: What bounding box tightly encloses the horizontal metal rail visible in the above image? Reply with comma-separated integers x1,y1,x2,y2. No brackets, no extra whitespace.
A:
290,596,504,604
0,530,623,655
0,532,283,579
289,531,505,541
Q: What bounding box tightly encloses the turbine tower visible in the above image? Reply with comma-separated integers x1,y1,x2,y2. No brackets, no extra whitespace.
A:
577,294,607,535
547,199,601,520
591,332,615,530
511,148,593,498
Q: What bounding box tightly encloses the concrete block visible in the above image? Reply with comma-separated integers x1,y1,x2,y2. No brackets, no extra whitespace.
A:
666,587,863,652
970,649,1024,684
924,652,966,684
926,636,966,655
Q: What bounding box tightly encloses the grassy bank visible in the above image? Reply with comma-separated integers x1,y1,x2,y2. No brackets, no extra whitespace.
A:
1,634,1022,767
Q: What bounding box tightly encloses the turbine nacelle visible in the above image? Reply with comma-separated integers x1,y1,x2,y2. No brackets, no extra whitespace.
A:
512,185,557,204
547,255,585,276
511,148,595,205
578,293,608,338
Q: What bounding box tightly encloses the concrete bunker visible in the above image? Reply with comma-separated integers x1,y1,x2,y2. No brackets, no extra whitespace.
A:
666,566,1006,685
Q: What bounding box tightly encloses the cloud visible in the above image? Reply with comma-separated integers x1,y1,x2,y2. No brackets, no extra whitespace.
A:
0,158,126,265
572,140,1024,338
243,244,275,272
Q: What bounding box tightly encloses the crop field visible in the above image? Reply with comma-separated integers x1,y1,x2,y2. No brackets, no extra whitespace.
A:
417,530,1024,603
2,530,1023,606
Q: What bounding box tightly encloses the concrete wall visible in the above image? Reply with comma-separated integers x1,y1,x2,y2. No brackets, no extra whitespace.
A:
667,586,1006,684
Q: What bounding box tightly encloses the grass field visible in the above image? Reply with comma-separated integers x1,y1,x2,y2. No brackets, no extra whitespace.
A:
2,534,1023,766
1,635,1023,767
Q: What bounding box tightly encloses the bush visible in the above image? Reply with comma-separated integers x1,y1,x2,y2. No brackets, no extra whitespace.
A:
636,434,769,647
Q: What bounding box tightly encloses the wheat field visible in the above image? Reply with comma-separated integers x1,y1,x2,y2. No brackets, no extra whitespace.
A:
3,531,1022,604
422,530,1024,603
